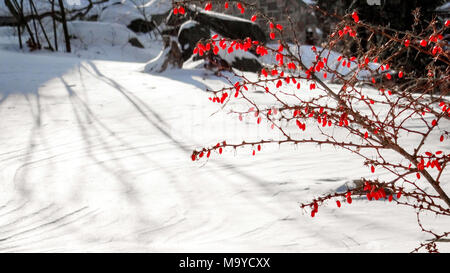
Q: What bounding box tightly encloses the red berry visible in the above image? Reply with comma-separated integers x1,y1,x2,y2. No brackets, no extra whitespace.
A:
420,39,427,47
270,32,275,40
336,200,341,208
251,15,257,22
432,46,441,55
278,44,283,52
261,68,268,77
352,11,359,23
371,165,375,173
173,8,178,15
398,71,403,78
276,80,282,88
179,6,185,14
404,39,410,47
224,2,229,9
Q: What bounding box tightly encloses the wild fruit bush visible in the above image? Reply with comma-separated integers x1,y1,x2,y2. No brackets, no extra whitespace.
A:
173,0,450,252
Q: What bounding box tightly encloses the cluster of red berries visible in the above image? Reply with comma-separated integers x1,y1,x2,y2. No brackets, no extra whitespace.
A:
416,152,444,172
404,33,444,55
335,25,357,38
309,183,404,218
363,182,400,202
193,36,258,57
191,141,226,161
439,102,450,117
173,5,185,15
268,22,283,40
208,92,229,104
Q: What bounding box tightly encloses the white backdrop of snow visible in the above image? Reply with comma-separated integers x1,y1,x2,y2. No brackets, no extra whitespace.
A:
0,26,449,252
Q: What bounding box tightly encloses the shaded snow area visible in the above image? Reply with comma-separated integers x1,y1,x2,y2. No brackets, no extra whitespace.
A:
0,28,449,253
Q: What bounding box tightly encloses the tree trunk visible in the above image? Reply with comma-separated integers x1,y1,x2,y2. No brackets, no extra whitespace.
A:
58,0,71,52
51,0,58,51
28,0,40,49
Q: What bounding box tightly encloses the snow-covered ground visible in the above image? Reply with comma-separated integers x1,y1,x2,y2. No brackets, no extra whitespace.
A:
0,27,449,253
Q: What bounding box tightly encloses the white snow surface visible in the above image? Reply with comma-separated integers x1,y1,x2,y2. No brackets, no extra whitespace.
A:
99,0,171,26
66,20,141,47
0,28,449,252
99,3,146,26
178,20,200,36
61,20,163,62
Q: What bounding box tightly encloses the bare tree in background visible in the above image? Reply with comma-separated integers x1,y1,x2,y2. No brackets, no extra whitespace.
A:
58,0,70,52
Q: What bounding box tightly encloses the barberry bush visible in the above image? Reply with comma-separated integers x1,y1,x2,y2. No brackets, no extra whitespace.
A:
173,0,450,252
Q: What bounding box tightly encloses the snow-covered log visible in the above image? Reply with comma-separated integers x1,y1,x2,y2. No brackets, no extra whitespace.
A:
174,10,265,72
144,35,183,73
167,5,267,44
177,20,210,61
99,0,171,33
